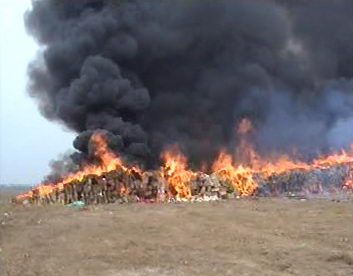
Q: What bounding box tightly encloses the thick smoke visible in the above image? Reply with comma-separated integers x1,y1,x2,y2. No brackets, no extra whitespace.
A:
25,0,353,172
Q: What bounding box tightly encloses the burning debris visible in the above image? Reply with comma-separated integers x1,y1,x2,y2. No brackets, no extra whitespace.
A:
16,120,353,205
17,1,353,204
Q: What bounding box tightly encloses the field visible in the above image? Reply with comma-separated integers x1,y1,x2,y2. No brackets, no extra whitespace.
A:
0,193,352,276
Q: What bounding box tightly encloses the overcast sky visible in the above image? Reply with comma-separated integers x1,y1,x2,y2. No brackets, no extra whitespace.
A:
0,0,75,185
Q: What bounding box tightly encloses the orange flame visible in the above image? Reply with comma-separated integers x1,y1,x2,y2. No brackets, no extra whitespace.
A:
312,148,353,169
212,151,257,196
211,118,353,195
343,166,353,190
16,120,353,203
16,132,141,201
160,146,195,199
259,156,311,177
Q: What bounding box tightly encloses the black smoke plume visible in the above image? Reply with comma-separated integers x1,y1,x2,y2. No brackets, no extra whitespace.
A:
25,0,353,174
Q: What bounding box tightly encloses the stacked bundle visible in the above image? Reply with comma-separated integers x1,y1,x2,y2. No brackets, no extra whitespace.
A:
15,164,352,205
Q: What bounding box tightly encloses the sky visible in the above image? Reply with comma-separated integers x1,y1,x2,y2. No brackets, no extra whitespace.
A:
0,0,75,185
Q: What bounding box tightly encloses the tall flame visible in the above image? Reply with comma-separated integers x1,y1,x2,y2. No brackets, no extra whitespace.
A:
211,118,258,196
160,146,195,199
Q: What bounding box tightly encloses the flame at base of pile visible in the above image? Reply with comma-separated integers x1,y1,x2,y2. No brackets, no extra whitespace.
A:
15,120,353,205
16,170,227,205
14,163,353,206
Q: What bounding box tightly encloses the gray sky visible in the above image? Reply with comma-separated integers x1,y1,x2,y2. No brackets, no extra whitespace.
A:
0,0,75,185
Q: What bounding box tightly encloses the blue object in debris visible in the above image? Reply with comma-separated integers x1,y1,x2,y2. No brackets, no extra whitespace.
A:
66,201,86,208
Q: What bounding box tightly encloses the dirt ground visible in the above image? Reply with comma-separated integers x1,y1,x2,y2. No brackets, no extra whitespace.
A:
0,196,352,276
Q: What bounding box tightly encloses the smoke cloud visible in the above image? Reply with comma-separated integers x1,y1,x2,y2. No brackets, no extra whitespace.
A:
25,0,353,172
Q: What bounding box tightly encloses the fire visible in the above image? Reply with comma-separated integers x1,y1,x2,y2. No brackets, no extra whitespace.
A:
312,149,353,169
160,146,195,199
343,166,353,190
212,151,257,196
259,156,311,177
16,120,353,203
16,132,141,201
37,185,56,197
211,118,353,196
15,190,33,200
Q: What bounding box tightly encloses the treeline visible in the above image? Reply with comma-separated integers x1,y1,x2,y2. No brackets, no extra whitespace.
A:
0,185,33,195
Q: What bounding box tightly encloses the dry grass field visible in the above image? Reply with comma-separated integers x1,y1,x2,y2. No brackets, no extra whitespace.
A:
0,193,352,276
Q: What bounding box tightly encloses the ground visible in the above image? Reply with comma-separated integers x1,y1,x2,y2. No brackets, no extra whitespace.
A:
0,194,352,276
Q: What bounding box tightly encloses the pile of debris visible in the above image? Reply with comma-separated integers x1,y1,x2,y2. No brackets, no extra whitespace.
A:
15,164,352,205
16,170,232,205
256,164,351,196
14,132,353,205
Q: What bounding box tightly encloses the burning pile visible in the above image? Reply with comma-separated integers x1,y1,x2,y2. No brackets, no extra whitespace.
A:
16,1,353,205
16,119,353,205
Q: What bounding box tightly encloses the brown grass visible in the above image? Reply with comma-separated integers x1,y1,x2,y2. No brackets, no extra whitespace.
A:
0,198,352,276
327,252,353,266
